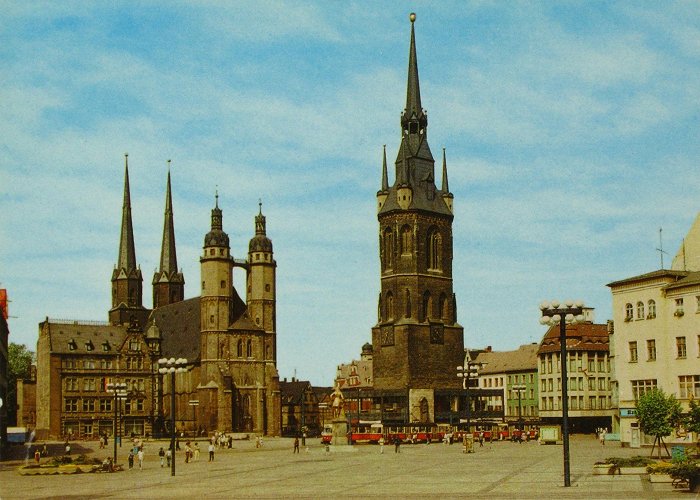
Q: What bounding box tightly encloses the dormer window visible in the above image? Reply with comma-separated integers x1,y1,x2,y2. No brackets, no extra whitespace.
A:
85,340,94,351
129,339,141,351
68,339,77,351
102,341,111,352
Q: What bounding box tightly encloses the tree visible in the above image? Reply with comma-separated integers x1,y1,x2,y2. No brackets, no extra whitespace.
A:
7,343,34,426
688,397,700,447
636,388,683,458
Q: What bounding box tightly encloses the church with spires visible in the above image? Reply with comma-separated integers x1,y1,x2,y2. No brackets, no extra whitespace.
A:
25,156,280,439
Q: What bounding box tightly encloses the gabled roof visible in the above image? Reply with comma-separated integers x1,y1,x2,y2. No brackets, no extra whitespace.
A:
279,380,312,404
43,320,128,355
150,297,201,361
475,344,539,375
537,322,609,355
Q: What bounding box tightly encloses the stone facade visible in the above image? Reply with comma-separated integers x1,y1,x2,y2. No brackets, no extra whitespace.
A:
23,159,281,439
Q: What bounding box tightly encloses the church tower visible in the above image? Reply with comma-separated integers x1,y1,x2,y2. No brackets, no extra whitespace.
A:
371,14,464,420
199,193,233,379
247,202,277,362
152,163,185,308
109,154,149,327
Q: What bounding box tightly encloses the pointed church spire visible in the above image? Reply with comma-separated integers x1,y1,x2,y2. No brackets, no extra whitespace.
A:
441,147,449,193
158,161,178,275
255,199,266,236
405,12,422,120
117,153,137,272
381,145,389,191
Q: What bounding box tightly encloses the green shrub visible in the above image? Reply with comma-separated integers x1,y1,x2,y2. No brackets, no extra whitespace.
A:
604,456,655,467
668,460,700,481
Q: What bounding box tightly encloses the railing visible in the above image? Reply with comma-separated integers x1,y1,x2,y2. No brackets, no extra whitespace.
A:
48,318,111,326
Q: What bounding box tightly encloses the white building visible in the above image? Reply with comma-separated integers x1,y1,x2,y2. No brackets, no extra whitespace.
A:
608,215,700,447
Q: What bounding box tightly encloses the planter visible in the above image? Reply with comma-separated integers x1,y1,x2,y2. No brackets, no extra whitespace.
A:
648,473,673,483
593,464,616,475
619,466,648,475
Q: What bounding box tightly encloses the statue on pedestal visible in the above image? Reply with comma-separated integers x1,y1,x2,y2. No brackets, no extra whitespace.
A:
331,384,345,419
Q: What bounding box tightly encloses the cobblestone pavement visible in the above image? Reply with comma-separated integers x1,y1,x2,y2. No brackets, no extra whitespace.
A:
0,435,695,499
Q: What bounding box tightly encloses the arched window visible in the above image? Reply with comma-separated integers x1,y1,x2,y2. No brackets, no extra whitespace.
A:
382,227,394,270
624,303,633,320
237,340,243,357
386,292,394,320
427,228,442,271
377,293,382,322
439,293,448,321
246,339,253,358
647,300,656,319
422,291,432,322
636,301,644,320
401,225,412,255
405,289,412,318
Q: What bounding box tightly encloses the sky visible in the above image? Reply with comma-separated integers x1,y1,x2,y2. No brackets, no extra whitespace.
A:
2,2,700,386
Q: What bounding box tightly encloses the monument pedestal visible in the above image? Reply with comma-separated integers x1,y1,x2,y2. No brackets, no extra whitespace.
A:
331,418,349,446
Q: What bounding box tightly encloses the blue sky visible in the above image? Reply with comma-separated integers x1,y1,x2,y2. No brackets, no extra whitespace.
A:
2,2,699,385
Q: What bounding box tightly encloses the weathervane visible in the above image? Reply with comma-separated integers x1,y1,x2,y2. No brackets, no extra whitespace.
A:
656,227,668,269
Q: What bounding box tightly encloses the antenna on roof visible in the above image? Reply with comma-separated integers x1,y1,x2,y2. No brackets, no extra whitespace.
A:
656,227,668,269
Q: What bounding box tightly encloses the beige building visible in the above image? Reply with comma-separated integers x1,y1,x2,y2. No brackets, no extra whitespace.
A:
537,309,613,433
608,215,700,447
475,344,539,424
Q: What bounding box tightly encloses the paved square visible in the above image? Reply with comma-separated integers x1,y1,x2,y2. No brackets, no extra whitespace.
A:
0,436,687,499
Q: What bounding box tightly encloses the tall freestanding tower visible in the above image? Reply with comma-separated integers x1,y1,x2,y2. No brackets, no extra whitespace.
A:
371,13,464,423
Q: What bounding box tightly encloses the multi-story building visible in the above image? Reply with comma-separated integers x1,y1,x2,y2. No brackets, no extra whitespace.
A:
537,308,613,433
608,215,700,447
475,344,539,425
280,379,319,437
25,160,281,439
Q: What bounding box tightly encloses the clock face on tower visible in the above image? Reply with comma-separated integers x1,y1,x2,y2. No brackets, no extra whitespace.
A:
430,325,444,345
380,326,394,346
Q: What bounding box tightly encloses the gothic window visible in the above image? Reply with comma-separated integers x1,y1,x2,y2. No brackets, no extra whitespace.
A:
427,228,442,271
382,227,394,270
405,289,411,318
246,339,253,358
421,291,431,322
386,292,394,320
237,340,243,357
377,293,382,322
439,293,448,321
400,225,412,255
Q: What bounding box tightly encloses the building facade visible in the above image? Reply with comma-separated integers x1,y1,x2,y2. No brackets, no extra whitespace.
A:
475,344,539,425
26,158,281,439
370,13,464,425
537,309,613,434
608,214,700,447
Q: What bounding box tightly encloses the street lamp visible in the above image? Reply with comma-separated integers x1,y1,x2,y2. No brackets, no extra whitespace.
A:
106,382,127,464
540,299,586,488
158,357,189,477
457,353,486,433
512,384,526,431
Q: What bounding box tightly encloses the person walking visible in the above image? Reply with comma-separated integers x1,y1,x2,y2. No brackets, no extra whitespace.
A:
193,442,200,461
137,448,144,470
166,448,172,467
394,436,401,453
379,436,385,454
158,447,165,467
128,451,134,470
208,442,215,462
293,436,300,453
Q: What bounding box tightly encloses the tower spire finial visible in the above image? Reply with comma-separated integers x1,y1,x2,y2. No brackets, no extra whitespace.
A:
441,147,449,193
117,153,136,271
381,145,389,191
405,12,422,120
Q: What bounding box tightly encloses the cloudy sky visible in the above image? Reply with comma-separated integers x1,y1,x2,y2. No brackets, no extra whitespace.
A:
2,2,699,385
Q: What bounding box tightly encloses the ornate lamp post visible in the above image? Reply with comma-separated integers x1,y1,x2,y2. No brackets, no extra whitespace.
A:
540,300,585,488
106,382,127,463
457,353,486,433
512,384,526,431
158,357,188,477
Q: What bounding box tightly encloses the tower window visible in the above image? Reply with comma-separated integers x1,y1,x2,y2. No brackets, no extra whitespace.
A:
220,280,226,289
386,292,394,320
401,225,412,255
210,315,215,324
382,227,394,271
246,340,253,358
237,340,243,357
202,281,205,291
265,284,270,292
427,228,442,271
